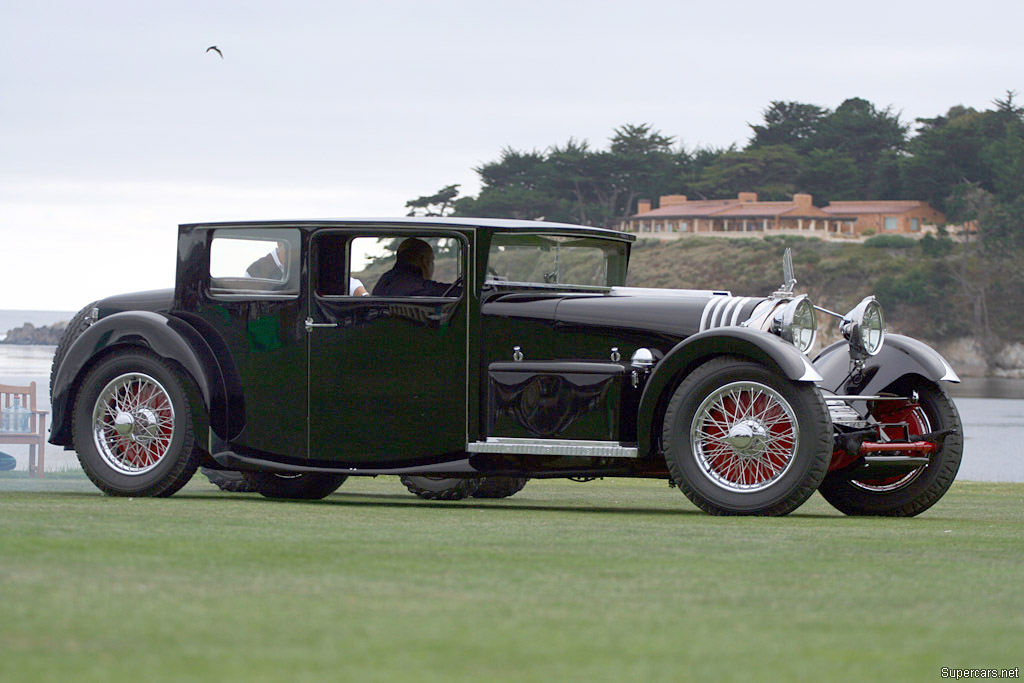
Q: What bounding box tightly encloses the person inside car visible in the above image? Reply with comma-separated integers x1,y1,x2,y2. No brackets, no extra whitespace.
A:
372,238,457,296
350,277,368,296
246,243,286,280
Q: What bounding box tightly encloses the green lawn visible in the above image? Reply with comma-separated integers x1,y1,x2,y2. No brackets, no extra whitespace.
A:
1,473,1021,682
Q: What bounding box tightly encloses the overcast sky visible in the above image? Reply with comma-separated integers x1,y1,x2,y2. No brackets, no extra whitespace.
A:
2,0,1022,311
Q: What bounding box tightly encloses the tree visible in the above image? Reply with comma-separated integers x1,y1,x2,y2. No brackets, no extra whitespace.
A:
901,106,988,212
692,145,802,200
449,124,689,229
813,97,909,198
405,184,460,217
798,149,860,203
453,148,561,221
748,101,827,151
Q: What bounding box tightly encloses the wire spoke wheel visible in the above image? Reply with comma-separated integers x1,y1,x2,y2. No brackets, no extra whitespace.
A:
73,351,199,497
818,377,963,516
691,381,799,493
92,372,176,475
662,356,831,516
851,399,931,492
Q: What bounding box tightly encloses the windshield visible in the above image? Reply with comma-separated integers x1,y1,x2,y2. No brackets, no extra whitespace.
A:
485,233,628,288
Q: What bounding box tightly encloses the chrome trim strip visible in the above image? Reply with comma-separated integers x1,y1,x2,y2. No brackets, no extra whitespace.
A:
797,357,823,382
611,287,731,298
825,394,912,402
699,296,721,332
467,438,639,459
729,297,752,326
700,295,729,332
713,297,736,328
938,355,961,383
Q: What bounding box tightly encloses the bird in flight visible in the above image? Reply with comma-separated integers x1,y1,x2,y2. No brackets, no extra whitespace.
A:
206,46,223,58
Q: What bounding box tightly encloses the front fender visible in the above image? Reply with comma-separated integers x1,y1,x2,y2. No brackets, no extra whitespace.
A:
635,327,822,458
49,311,224,447
813,333,960,396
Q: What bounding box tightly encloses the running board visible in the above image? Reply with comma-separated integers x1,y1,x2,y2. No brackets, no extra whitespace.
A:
211,451,475,476
467,438,639,459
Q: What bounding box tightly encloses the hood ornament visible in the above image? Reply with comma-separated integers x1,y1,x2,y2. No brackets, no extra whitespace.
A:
770,248,797,299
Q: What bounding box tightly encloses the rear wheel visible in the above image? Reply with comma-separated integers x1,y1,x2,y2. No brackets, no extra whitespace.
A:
400,475,481,500
472,477,529,499
72,350,199,496
662,356,831,516
818,377,962,516
202,468,256,492
243,471,347,500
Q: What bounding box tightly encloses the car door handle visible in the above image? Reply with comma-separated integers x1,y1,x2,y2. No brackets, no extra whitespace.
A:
304,317,338,332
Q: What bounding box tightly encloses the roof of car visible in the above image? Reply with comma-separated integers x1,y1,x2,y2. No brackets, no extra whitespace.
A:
180,217,635,241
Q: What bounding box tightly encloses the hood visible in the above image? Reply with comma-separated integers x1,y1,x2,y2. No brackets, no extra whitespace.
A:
483,288,769,340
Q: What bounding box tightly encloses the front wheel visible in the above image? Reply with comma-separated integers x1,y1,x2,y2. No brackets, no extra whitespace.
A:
817,378,963,516
72,350,200,497
243,471,347,500
662,356,832,516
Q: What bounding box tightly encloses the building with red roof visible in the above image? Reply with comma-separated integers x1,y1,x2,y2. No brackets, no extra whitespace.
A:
620,193,946,239
821,200,945,236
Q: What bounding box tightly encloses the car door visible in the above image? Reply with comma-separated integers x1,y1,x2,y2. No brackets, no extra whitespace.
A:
197,226,308,459
305,229,469,464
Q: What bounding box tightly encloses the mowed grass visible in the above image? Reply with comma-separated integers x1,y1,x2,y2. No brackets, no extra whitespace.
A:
1,474,1022,682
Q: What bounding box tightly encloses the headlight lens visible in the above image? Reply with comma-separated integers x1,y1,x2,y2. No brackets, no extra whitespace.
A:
772,295,817,354
842,296,885,356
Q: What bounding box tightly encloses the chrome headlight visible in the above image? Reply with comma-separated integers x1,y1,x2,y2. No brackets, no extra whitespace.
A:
841,296,885,356
771,294,817,354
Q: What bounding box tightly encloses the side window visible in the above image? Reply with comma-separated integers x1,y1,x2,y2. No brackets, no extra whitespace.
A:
209,228,300,296
348,235,462,297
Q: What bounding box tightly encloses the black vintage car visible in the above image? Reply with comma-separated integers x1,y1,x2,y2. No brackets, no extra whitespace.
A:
49,218,963,515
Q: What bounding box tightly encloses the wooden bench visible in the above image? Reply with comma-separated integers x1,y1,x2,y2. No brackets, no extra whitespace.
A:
0,382,49,477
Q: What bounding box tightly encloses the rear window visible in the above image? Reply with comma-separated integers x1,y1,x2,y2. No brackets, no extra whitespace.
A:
209,228,301,296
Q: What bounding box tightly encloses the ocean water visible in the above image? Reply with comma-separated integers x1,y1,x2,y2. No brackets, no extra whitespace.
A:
0,344,1021,482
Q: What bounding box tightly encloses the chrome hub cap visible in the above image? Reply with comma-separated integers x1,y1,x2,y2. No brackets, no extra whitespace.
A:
113,412,135,436
92,372,175,475
691,381,799,493
723,420,769,454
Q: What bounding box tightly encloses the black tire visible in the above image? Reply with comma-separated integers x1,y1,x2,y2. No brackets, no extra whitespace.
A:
400,475,481,500
662,356,832,516
201,467,256,492
49,300,98,398
72,350,200,497
243,471,347,500
818,377,963,516
471,476,529,499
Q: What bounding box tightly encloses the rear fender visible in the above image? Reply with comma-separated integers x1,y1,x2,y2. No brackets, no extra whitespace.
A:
48,311,228,447
813,333,960,396
635,327,822,458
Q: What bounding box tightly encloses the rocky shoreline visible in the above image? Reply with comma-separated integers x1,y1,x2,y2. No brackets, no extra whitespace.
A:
0,321,68,346
935,338,1024,380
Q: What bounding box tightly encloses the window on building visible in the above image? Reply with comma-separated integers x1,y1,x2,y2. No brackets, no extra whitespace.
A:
884,217,899,231
911,218,920,231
